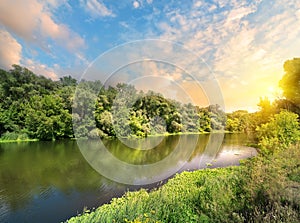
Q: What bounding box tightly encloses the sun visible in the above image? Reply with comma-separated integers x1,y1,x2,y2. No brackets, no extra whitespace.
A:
268,86,275,93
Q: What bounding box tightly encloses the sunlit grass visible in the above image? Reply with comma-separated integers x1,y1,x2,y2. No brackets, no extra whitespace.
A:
67,143,300,223
0,139,38,143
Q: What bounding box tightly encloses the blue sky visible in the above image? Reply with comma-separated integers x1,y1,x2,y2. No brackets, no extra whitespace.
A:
0,0,300,111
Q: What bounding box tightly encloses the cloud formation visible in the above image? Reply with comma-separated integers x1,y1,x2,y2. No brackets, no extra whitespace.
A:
133,1,140,9
81,0,115,18
0,0,85,52
123,0,300,111
0,29,22,69
24,59,58,80
0,29,59,79
1,0,299,111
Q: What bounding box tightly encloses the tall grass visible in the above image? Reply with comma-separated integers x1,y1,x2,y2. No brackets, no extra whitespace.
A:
67,167,246,223
67,143,300,223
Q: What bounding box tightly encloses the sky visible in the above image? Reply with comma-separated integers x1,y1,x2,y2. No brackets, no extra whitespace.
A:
0,0,300,112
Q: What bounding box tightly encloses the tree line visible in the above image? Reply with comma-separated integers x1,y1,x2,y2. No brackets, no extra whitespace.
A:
0,57,299,141
0,65,225,141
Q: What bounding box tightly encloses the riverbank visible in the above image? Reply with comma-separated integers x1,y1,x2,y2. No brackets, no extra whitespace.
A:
0,138,38,144
66,144,300,223
0,130,231,144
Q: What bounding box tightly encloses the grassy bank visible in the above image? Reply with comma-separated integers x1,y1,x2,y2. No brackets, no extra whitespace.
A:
0,131,212,144
66,143,300,223
0,138,38,143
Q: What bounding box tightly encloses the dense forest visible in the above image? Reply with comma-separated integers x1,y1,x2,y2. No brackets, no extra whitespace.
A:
0,65,225,141
0,58,299,141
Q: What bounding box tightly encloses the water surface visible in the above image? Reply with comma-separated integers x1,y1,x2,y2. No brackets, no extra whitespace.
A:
0,133,256,223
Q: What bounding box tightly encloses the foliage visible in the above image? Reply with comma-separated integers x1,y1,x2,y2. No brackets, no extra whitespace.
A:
0,131,29,141
67,108,300,222
0,65,75,140
256,97,277,123
256,111,300,154
274,99,300,116
89,81,224,138
279,58,300,107
66,143,300,223
67,167,246,223
241,144,300,222
0,65,227,140
225,110,250,133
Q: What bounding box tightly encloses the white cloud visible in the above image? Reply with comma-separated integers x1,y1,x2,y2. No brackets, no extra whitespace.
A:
39,13,85,52
145,0,300,110
82,0,115,18
25,59,59,80
119,21,130,29
0,0,85,52
146,0,153,4
215,0,227,8
193,1,203,8
0,29,22,69
45,0,70,8
213,27,257,75
226,6,257,22
133,1,140,9
0,0,88,78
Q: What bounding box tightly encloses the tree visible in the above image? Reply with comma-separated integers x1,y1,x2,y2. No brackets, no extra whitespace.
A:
59,75,77,86
129,110,149,137
255,97,277,126
198,108,211,132
95,110,115,137
256,111,300,154
72,85,97,138
279,58,300,107
181,103,200,132
25,95,73,140
225,110,251,133
274,99,300,115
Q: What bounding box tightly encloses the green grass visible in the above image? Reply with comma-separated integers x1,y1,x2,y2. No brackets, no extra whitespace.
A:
0,138,38,143
67,143,300,223
67,167,245,223
116,131,211,139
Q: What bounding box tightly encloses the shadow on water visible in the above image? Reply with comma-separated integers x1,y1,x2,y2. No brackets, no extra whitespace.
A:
0,133,256,223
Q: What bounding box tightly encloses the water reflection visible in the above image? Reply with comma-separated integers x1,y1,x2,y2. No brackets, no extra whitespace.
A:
78,134,198,185
0,134,255,223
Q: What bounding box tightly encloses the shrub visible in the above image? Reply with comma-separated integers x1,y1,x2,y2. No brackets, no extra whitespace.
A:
241,144,300,222
0,131,29,141
256,111,300,154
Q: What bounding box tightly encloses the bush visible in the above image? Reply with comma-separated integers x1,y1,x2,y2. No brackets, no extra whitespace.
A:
256,111,300,154
0,131,29,141
241,144,300,222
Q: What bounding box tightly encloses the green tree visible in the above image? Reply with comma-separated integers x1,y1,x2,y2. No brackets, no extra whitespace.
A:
72,85,98,138
129,110,149,137
181,103,200,132
59,75,77,86
198,108,211,132
279,58,300,106
207,104,226,130
95,110,115,137
226,110,251,133
256,110,300,154
257,97,276,122
25,95,73,140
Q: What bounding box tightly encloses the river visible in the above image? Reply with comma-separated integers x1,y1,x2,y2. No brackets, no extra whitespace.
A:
0,133,256,223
